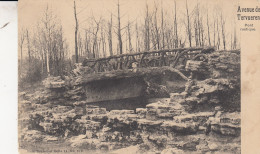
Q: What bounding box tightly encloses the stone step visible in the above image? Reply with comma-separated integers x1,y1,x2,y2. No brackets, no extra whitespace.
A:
86,107,107,114
209,112,241,125
136,108,147,119
173,112,215,123
161,121,199,134
170,92,188,101
137,119,163,127
211,123,240,136
145,100,187,120
109,110,135,115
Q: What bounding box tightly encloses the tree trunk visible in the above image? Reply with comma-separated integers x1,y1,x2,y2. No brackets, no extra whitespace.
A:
174,0,178,48
26,29,31,65
207,11,211,46
117,1,123,54
216,17,220,50
221,12,226,50
74,1,79,63
186,0,192,47
135,23,139,52
127,20,132,53
161,4,165,49
145,3,150,51
108,14,113,56
233,22,237,49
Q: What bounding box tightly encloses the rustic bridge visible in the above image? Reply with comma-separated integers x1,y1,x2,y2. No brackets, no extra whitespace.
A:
81,47,214,73
46,47,215,104
69,47,214,103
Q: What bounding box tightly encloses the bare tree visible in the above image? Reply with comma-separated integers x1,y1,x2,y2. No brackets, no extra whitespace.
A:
233,21,237,49
117,0,123,54
77,32,83,57
19,29,25,69
144,3,150,51
213,13,216,47
185,0,192,47
135,22,140,52
220,12,226,50
100,24,106,57
26,29,31,65
153,4,160,50
92,16,102,58
200,16,205,47
216,15,220,50
107,13,113,56
84,29,91,58
74,1,79,63
230,30,233,50
173,0,178,48
195,2,203,47
161,1,165,49
44,6,52,76
197,3,201,46
206,9,211,46
194,17,199,47
127,19,133,53
33,5,68,76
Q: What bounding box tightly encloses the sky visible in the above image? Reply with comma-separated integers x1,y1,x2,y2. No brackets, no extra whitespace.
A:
18,0,240,58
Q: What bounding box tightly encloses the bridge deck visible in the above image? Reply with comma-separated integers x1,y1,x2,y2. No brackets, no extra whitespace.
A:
75,66,189,85
82,47,215,74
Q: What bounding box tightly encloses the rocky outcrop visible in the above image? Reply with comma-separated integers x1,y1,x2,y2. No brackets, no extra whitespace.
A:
19,50,240,153
21,75,240,153
208,50,240,79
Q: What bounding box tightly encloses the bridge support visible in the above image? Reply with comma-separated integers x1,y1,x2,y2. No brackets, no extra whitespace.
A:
84,76,146,103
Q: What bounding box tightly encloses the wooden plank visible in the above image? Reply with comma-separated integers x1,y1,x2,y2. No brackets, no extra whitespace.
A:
74,66,189,85
83,47,215,64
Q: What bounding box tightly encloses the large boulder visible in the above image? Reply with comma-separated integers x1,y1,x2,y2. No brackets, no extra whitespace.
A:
209,112,240,136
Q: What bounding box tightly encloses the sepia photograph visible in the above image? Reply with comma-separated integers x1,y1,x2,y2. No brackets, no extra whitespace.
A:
18,0,241,153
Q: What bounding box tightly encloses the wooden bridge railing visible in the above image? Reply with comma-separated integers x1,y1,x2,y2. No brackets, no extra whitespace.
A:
82,47,215,73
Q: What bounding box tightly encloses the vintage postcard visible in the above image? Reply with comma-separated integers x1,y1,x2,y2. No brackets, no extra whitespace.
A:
16,0,259,153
